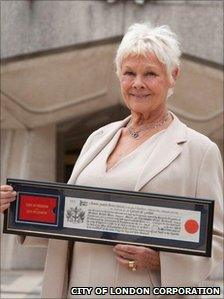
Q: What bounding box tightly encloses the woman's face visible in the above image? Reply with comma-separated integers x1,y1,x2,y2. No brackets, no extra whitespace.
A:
120,52,174,116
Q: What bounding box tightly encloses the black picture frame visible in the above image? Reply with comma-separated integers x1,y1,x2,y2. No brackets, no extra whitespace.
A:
4,178,214,257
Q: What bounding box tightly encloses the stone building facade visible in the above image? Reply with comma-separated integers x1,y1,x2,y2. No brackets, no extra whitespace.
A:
1,0,223,281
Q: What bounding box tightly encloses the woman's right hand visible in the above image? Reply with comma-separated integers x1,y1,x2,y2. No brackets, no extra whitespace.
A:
0,185,16,213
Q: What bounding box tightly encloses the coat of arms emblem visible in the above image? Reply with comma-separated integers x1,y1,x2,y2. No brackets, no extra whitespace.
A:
66,206,85,223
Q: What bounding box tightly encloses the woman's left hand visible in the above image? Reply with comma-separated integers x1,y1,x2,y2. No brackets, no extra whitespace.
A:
113,244,160,272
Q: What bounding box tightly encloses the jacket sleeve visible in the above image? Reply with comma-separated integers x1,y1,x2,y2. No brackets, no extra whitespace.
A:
157,142,223,287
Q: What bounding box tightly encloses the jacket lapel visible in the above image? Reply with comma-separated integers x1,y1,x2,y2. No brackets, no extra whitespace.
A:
135,114,187,191
68,115,131,184
69,113,187,191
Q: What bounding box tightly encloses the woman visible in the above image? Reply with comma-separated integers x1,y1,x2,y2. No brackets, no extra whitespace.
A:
1,23,223,298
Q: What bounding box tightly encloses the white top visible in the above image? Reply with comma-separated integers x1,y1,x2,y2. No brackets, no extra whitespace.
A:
76,128,165,190
67,128,166,298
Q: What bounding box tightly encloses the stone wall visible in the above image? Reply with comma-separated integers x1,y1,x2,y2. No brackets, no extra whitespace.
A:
1,0,223,64
1,0,223,276
1,125,56,269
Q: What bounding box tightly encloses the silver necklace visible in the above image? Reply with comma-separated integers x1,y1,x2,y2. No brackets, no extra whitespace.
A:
127,113,170,139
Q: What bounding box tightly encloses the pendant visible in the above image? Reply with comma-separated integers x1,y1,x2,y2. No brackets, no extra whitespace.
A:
131,132,139,138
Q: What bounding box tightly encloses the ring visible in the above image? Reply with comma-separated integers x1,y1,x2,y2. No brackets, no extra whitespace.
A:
128,260,137,272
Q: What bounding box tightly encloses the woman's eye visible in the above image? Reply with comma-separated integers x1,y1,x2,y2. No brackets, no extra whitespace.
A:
124,71,134,76
146,72,157,77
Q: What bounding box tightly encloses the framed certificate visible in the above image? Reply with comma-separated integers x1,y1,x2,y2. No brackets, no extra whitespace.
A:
4,178,214,256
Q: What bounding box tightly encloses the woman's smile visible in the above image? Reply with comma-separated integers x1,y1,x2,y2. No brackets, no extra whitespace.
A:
130,93,151,98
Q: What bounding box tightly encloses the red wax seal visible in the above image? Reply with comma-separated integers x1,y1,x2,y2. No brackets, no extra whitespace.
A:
184,219,199,234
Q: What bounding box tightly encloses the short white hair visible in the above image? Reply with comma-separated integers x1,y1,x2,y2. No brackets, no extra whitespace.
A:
115,22,181,78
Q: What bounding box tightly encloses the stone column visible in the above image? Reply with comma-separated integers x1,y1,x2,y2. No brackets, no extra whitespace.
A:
1,124,55,269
